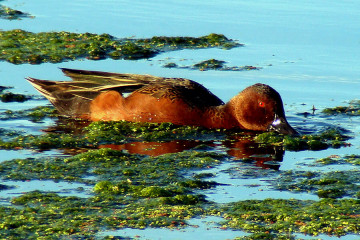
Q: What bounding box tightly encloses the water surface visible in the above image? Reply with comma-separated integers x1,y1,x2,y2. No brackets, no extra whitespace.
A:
1,1,360,239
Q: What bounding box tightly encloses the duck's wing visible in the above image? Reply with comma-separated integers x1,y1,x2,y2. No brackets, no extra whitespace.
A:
60,68,164,93
27,68,224,118
26,68,161,103
135,81,224,109
61,68,224,108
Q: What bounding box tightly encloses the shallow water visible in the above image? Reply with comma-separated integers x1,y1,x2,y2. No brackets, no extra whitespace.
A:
1,0,360,239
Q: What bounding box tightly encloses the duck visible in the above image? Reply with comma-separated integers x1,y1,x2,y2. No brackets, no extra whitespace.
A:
27,68,298,135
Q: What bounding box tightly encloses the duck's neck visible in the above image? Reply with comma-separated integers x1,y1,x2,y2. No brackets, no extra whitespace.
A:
202,103,239,129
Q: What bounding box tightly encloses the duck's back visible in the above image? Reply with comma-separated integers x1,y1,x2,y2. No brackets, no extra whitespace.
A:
27,68,224,120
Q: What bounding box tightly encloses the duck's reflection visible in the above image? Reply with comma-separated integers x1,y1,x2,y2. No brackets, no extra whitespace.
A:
99,140,201,156
49,118,284,169
98,137,284,170
225,136,284,169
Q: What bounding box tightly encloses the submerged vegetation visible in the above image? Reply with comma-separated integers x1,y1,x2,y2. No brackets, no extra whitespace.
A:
0,86,35,103
0,3,32,20
0,101,358,238
0,30,242,64
1,147,360,238
322,100,360,116
0,149,223,238
255,128,350,151
164,58,260,71
219,198,360,237
273,169,360,199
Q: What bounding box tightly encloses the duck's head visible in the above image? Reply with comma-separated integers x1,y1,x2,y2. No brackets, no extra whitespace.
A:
230,83,298,135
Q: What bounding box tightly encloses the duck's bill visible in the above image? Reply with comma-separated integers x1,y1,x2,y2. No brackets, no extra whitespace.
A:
267,115,298,136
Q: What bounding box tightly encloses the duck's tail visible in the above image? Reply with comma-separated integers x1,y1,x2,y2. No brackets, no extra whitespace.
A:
26,68,171,118
27,77,95,119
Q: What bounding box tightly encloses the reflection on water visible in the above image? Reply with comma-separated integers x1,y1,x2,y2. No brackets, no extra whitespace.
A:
99,135,284,170
48,117,284,170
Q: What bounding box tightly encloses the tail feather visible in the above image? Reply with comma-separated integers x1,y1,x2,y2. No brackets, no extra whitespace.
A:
27,68,196,118
27,77,61,102
26,77,93,118
26,68,161,118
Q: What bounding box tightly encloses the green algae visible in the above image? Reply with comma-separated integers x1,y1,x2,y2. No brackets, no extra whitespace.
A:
137,33,242,50
0,86,34,102
0,132,87,150
0,4,32,20
219,198,360,237
0,92,30,102
0,30,242,64
0,148,226,184
234,233,297,240
85,121,226,143
322,100,360,116
344,154,360,165
315,154,360,166
0,120,227,150
0,148,224,239
163,58,260,71
272,170,360,199
255,128,350,151
1,141,360,238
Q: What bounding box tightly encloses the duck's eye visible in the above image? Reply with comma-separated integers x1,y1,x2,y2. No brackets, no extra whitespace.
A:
258,101,265,107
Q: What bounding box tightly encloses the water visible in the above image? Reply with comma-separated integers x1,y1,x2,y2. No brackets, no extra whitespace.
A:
1,1,360,239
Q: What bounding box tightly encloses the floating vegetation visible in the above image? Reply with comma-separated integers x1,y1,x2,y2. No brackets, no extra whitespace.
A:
137,33,242,50
2,145,360,238
315,154,360,166
0,4,32,20
0,148,225,183
0,86,33,102
234,233,297,240
84,121,227,143
322,100,360,116
272,170,360,199
0,148,223,238
163,58,260,71
255,128,351,151
0,92,31,102
0,30,242,64
0,118,228,150
219,198,360,237
0,106,56,122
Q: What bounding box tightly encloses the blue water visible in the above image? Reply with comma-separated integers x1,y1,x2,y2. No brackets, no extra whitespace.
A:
1,1,360,239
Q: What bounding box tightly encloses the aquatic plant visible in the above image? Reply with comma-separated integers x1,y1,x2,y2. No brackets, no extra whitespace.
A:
0,86,33,102
0,149,222,238
0,4,32,20
0,30,242,64
322,100,360,116
163,58,260,71
272,169,360,199
255,128,350,151
0,123,359,238
220,198,360,236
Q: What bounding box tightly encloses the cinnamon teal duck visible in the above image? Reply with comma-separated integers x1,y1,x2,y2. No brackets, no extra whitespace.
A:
27,68,298,135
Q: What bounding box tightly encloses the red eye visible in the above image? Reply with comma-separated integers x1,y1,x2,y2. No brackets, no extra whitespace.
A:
259,101,265,107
